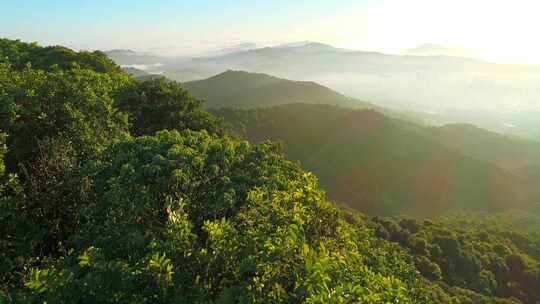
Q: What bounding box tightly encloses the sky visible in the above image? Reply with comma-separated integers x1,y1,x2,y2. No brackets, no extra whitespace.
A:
2,0,540,64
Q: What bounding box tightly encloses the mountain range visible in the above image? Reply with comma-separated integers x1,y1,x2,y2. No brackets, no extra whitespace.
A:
105,42,540,139
183,70,432,125
403,43,475,57
184,70,540,166
176,70,540,217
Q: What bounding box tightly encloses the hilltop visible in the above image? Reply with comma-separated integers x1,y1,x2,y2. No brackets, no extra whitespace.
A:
184,70,369,108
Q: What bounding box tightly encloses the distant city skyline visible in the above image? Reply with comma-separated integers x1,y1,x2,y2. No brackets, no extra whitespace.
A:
2,0,540,64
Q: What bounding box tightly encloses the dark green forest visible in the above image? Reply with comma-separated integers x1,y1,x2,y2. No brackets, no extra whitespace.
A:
1,38,540,303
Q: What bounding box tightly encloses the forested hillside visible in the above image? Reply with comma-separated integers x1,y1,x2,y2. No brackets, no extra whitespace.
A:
430,124,540,171
215,104,538,216
2,38,540,303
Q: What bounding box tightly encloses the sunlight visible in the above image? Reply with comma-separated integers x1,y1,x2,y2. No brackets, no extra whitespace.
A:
342,0,540,64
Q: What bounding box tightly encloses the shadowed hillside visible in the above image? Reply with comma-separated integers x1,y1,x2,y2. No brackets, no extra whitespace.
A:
215,104,536,216
430,123,540,170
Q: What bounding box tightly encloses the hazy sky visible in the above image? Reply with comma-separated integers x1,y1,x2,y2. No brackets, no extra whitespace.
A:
2,0,540,63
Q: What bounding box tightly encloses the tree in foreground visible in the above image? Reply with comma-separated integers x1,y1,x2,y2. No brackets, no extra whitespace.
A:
18,130,425,303
0,64,130,171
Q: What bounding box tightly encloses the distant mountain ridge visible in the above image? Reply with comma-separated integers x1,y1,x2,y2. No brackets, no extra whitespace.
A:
273,41,352,52
105,49,138,56
404,43,475,58
105,41,540,139
430,123,540,170
184,70,369,109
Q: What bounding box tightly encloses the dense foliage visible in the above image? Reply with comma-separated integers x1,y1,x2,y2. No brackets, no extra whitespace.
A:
0,132,8,188
116,77,223,136
0,38,121,73
0,38,220,174
371,216,540,303
0,64,130,170
1,38,540,303
0,38,427,303
10,130,430,303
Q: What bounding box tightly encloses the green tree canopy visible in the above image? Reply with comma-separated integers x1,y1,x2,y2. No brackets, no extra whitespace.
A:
2,37,539,304
116,77,223,136
20,130,425,303
0,64,130,170
0,38,122,73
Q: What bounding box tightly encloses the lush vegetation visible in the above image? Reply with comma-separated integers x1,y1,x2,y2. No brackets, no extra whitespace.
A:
116,77,223,137
1,38,540,303
0,38,426,303
371,215,540,303
0,38,121,74
0,63,130,171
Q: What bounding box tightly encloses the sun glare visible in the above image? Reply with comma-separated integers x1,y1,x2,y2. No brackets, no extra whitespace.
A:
340,0,540,64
